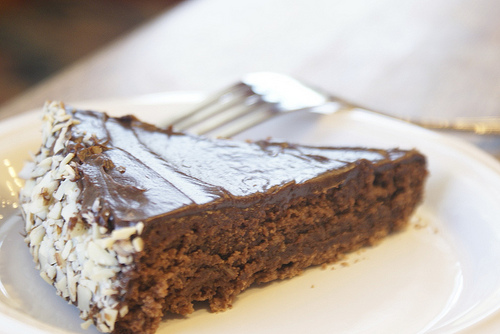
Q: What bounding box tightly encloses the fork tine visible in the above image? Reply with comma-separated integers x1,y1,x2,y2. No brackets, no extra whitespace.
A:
210,105,279,138
195,99,267,135
170,83,253,131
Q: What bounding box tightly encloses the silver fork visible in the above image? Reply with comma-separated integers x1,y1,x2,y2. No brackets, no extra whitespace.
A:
168,72,500,138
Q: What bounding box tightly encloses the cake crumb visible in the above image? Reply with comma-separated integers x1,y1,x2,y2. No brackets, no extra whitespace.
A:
81,319,93,330
411,214,429,230
413,222,428,229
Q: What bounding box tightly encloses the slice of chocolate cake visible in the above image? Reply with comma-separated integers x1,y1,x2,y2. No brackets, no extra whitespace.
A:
20,101,427,334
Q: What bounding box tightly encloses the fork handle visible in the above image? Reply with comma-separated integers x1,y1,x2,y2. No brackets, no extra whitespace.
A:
323,98,500,135
406,116,500,135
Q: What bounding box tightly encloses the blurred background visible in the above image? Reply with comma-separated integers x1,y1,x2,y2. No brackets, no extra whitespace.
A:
1,0,500,159
0,0,181,105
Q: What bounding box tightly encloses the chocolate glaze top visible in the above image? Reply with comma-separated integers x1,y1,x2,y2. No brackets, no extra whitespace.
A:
66,109,422,228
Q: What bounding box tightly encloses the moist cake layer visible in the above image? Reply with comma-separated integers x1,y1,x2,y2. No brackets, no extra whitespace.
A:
20,101,427,334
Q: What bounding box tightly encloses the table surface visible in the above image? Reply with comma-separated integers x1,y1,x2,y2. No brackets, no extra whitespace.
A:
2,0,500,119
1,0,500,332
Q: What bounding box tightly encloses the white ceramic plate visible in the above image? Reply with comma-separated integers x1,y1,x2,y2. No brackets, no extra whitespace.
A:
2,93,500,334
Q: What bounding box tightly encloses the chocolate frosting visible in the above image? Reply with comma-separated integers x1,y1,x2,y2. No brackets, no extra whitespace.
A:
67,109,416,228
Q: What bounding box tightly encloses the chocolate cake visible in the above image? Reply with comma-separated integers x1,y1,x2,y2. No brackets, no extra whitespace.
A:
20,101,427,334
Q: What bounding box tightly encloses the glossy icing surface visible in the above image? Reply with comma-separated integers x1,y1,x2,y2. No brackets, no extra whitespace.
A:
68,109,416,226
